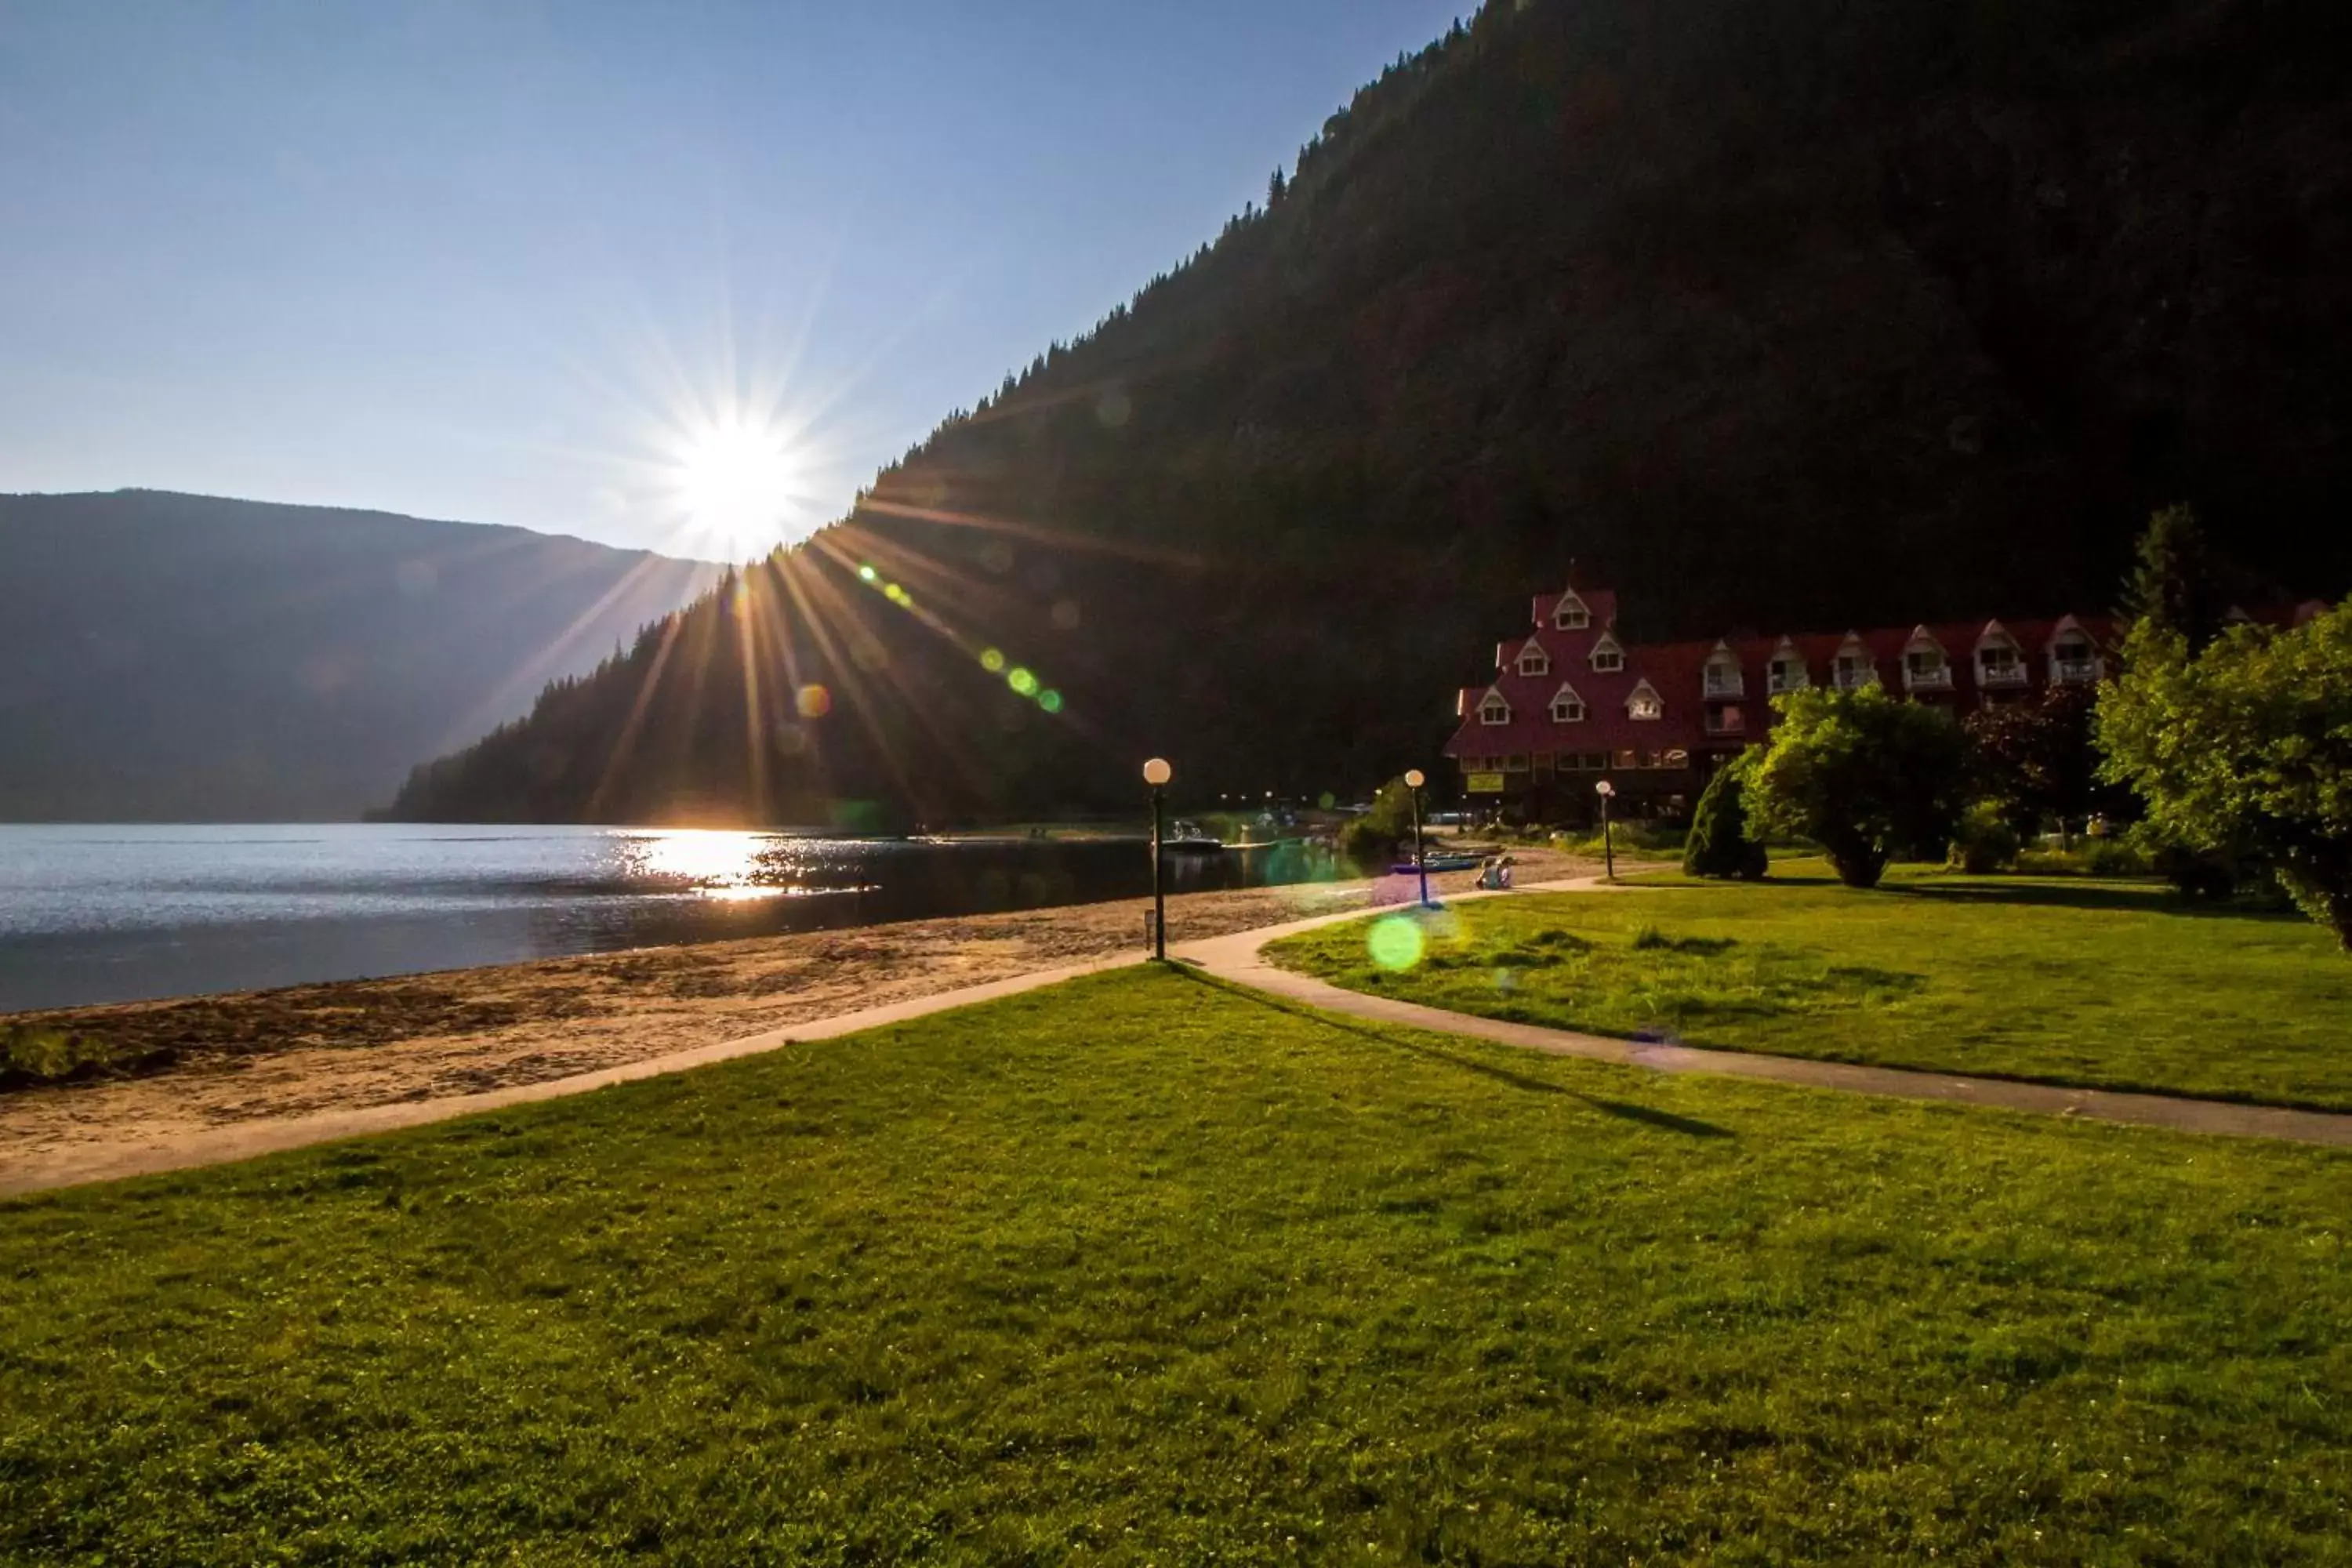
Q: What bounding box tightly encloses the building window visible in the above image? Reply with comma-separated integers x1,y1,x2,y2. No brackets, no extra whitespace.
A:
1662,748,1690,768
1583,752,1610,772
1906,648,1944,679
2053,636,2099,682
1516,644,1551,677
1550,684,1585,723
1592,646,1624,673
1769,657,1807,693
1555,593,1590,630
1479,693,1510,725
1613,749,1639,771
1628,681,1663,720
1835,653,1875,689
1503,754,1529,772
1704,655,1744,697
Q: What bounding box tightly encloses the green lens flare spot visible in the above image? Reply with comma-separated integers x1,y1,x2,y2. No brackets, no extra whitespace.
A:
1007,667,1039,697
858,564,878,583
1318,791,1337,810
1367,916,1426,972
1038,689,1064,714
884,583,912,606
979,648,1006,673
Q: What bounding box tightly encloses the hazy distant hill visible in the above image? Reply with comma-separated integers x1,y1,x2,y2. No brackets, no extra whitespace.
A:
0,492,721,820
387,0,2352,826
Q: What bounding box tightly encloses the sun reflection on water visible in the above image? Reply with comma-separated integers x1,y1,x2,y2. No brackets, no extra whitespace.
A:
620,829,786,900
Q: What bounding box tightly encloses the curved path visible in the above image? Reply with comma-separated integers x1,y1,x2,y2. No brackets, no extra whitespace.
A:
6,876,2349,1196
1177,879,2352,1150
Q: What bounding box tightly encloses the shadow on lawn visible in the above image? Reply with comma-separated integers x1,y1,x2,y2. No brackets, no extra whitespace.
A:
1171,966,1733,1141
1883,878,2299,922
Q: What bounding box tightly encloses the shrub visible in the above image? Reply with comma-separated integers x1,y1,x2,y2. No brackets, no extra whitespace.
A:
0,1023,158,1091
2084,838,2150,877
1748,685,1969,889
1683,754,1769,880
1947,800,2021,874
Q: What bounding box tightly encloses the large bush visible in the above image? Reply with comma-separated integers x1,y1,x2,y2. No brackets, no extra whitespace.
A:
1682,753,1769,880
2098,601,2352,948
1748,685,1969,888
1947,799,2021,874
1338,778,1421,866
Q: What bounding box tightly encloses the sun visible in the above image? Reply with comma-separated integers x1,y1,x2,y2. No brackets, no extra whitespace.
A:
671,417,805,559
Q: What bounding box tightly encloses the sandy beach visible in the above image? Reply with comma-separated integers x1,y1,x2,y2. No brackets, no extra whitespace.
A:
1,850,1595,1181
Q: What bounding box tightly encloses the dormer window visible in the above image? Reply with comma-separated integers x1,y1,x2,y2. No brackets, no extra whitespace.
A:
1626,680,1663,720
1549,683,1586,724
1835,637,1876,690
1478,690,1512,726
1590,633,1625,673
1768,645,1809,694
2051,628,2100,683
1904,630,1952,690
1553,591,1591,631
1515,641,1552,678
1703,645,1744,698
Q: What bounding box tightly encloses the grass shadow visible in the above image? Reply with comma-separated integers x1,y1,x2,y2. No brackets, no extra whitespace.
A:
1168,967,1733,1141
1884,879,2299,922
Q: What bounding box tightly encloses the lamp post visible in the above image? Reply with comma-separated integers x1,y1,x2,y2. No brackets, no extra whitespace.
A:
1595,778,1617,882
1143,757,1172,959
1403,768,1429,907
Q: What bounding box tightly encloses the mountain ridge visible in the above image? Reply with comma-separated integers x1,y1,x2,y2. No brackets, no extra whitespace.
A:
0,490,724,820
385,0,2352,824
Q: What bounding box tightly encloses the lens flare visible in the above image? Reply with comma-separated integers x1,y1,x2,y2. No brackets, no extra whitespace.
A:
1367,916,1426,971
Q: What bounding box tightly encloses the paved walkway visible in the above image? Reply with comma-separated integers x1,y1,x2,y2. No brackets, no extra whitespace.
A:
7,875,2349,1196
1174,895,2352,1149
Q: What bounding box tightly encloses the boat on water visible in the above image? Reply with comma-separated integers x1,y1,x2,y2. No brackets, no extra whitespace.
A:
1392,851,1483,874
1163,820,1225,853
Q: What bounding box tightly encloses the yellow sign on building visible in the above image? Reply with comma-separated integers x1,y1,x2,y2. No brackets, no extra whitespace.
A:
1466,771,1507,794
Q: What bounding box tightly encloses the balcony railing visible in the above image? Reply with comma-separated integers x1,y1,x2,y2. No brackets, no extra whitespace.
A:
1704,671,1745,698
1835,665,1875,691
1976,661,2027,688
1904,663,1954,691
1704,710,1746,735
2053,657,2101,684
1767,669,1808,694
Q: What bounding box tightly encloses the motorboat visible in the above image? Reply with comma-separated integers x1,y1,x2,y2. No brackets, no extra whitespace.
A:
1392,850,1483,874
1163,820,1225,853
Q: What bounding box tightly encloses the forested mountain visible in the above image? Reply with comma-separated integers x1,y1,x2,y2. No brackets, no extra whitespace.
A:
0,492,720,819
387,0,2352,826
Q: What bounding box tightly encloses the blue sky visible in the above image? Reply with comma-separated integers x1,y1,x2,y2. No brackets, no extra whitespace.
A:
0,1,1468,560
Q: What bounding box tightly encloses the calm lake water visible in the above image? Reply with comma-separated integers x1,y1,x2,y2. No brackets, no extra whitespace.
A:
0,824,1346,1011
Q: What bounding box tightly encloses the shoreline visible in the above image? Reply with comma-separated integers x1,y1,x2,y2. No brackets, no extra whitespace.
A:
1,850,1597,1188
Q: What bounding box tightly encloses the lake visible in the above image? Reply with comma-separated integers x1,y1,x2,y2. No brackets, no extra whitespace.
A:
0,823,1348,1011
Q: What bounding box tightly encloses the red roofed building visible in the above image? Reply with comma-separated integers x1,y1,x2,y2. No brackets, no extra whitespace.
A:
1444,568,2143,821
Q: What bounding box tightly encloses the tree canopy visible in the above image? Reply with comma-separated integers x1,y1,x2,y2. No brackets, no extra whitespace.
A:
2097,603,2352,949
1748,687,1969,888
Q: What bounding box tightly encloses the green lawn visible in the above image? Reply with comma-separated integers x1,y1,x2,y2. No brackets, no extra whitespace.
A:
1268,865,2352,1112
5,969,2352,1563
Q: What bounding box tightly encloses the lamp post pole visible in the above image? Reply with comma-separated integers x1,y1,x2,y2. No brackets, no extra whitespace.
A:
1403,768,1428,907
1143,757,1172,960
1595,779,1617,882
